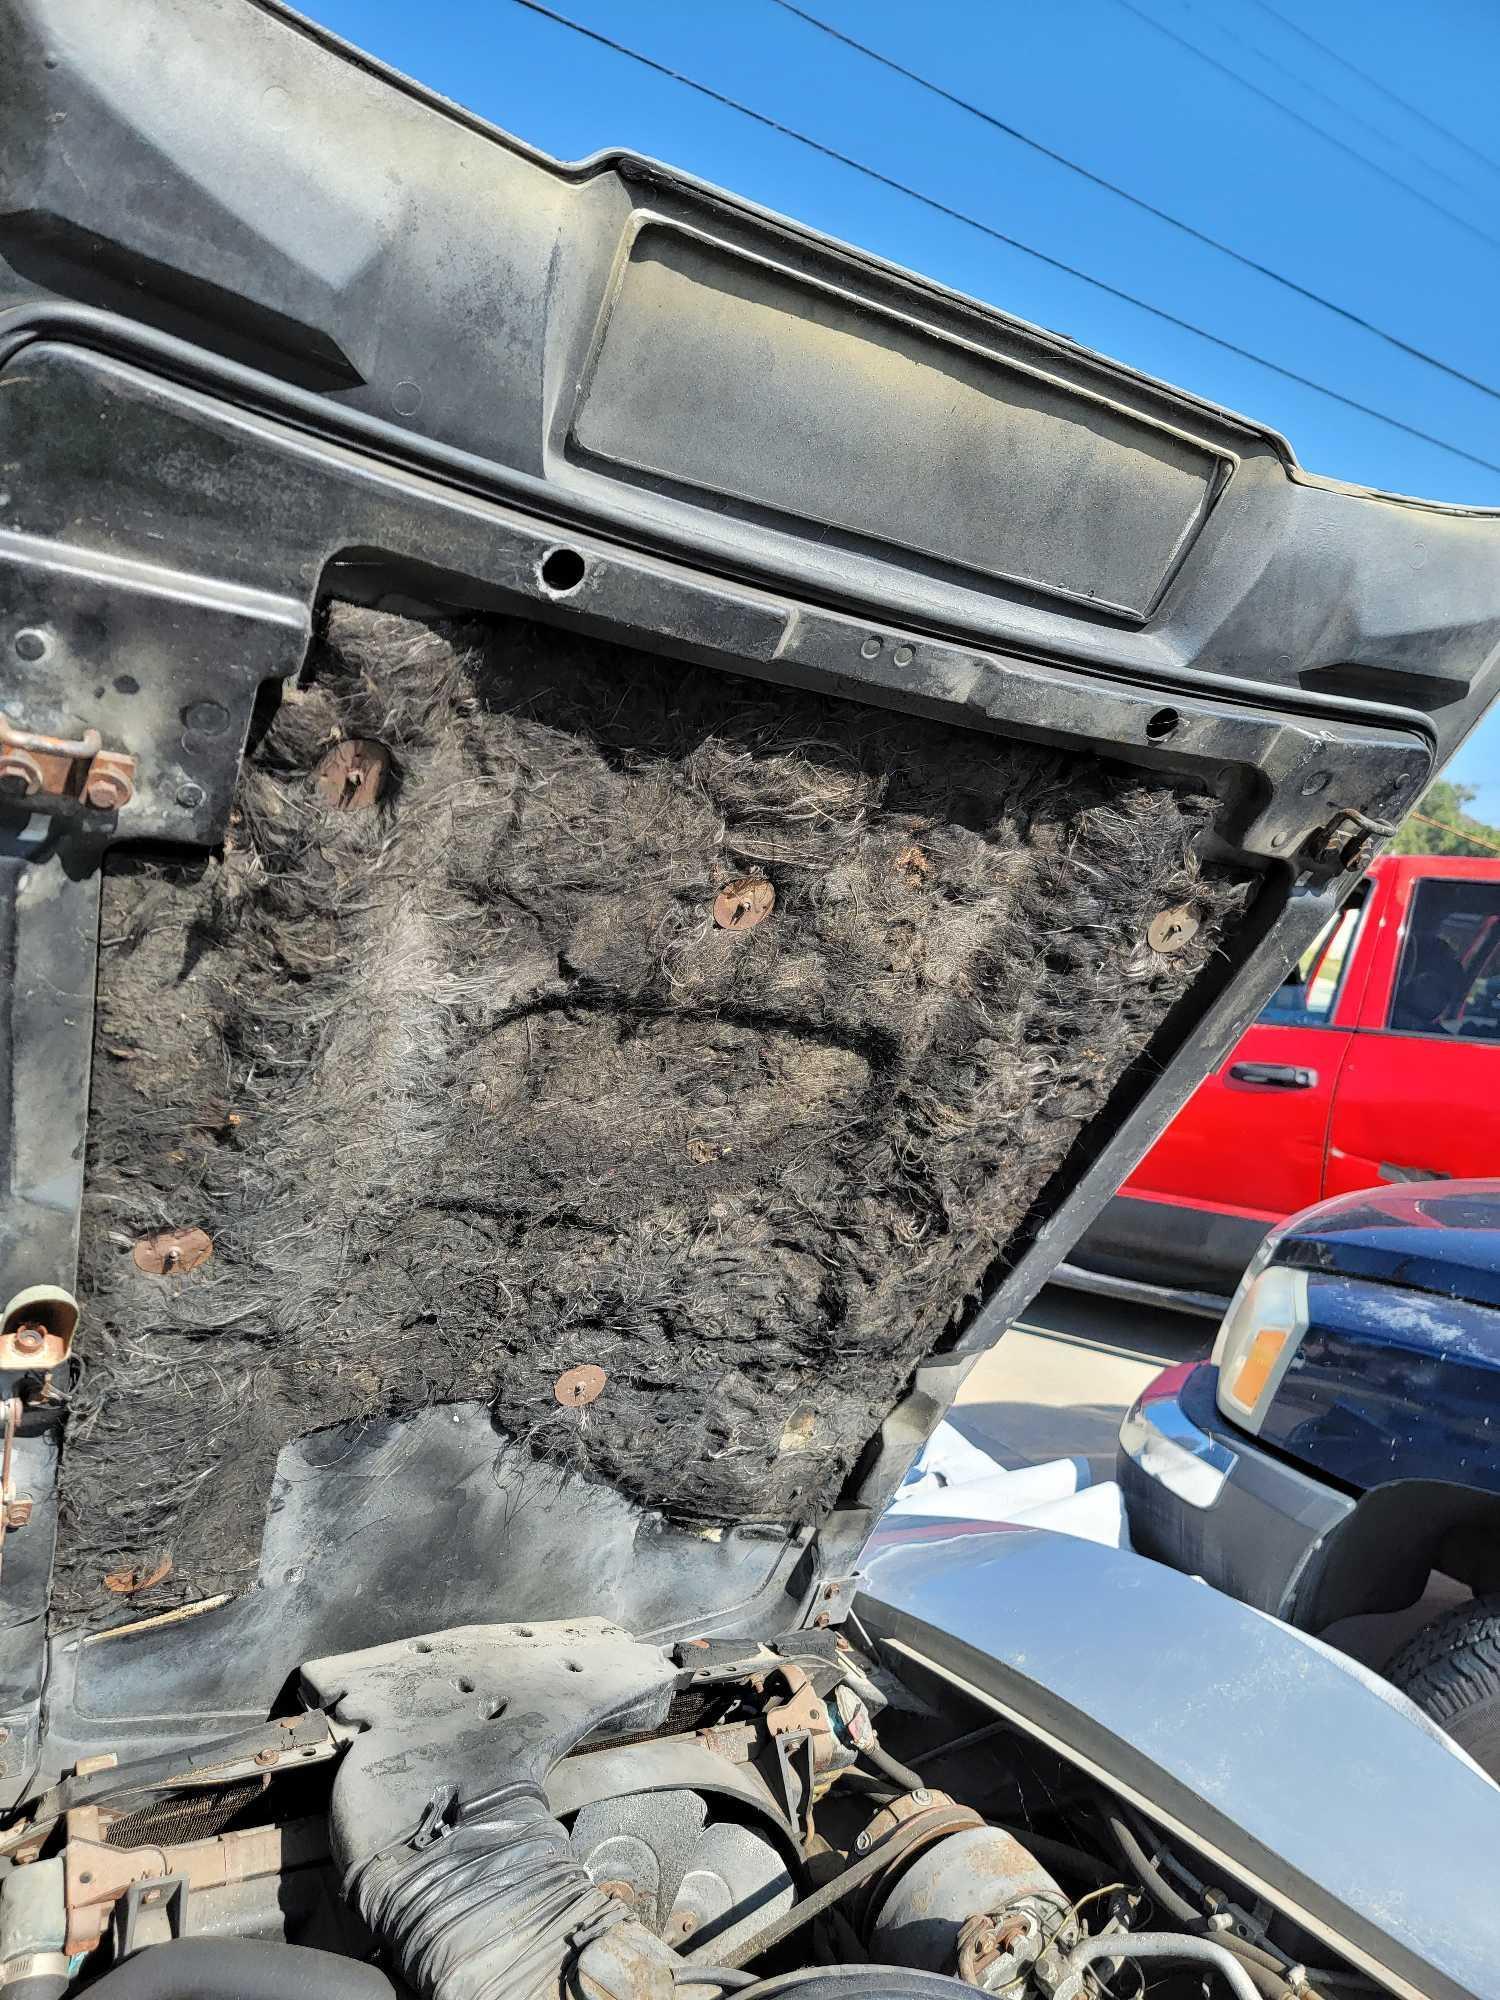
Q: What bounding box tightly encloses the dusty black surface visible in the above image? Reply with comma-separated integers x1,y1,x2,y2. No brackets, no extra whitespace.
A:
59,605,1246,1623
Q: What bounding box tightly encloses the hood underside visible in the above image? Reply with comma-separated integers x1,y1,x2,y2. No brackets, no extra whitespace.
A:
69,602,1244,1621
1,0,1499,1718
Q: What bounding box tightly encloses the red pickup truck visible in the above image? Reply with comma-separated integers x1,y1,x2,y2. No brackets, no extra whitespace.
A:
1069,855,1500,1308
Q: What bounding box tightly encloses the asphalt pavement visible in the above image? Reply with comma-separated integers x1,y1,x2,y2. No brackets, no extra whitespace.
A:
950,1282,1207,1481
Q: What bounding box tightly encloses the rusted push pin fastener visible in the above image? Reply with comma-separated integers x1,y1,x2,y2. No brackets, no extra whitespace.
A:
1147,906,1199,955
554,1365,607,1408
133,1227,214,1276
713,878,775,931
315,738,389,811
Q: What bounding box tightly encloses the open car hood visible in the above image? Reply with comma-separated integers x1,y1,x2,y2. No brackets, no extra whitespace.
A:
2,0,1500,1762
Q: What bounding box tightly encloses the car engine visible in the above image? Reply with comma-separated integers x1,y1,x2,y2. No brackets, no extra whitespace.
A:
0,1614,1374,2000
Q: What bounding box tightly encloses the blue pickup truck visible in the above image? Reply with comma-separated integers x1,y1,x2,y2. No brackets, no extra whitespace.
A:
1118,1180,1500,1770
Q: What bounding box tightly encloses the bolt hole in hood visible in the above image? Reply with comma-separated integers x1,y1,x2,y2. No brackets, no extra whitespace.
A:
1,2,1500,1991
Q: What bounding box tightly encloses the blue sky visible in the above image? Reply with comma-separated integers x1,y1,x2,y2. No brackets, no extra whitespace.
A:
306,0,1500,819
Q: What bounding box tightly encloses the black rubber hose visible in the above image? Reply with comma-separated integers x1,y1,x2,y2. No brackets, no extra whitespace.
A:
1100,1807,1299,1999
76,1940,398,2000
856,1741,927,1794
2,1975,70,2000
1100,1804,1202,1926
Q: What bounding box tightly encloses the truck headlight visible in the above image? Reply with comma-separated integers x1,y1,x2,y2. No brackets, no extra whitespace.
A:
1211,1253,1309,1434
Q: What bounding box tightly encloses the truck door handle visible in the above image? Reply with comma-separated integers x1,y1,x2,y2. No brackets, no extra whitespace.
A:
1228,1062,1318,1089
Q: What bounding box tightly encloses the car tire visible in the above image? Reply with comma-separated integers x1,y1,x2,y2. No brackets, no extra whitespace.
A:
1386,1595,1500,1775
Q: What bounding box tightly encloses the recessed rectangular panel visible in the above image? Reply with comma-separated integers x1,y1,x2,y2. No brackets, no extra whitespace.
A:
572,223,1230,619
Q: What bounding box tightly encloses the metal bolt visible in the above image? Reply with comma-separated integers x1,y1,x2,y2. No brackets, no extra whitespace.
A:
855,1831,870,1852
911,1788,931,1805
176,782,206,810
254,1748,279,1767
84,769,132,811
11,1325,45,1357
1300,770,1331,797
893,645,914,667
860,637,882,660
0,751,42,798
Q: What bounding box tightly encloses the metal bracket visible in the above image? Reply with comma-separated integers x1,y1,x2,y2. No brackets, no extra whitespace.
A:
0,713,136,816
0,1286,78,1372
768,1730,816,1848
804,1572,862,1629
1302,807,1397,877
0,1397,31,1585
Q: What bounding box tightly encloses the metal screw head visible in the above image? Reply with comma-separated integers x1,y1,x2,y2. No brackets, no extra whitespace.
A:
84,769,132,811
176,782,206,810
11,1325,45,1356
860,637,882,660
855,1831,870,1852
1300,769,1331,798
911,1788,931,1804
0,751,42,798
893,645,915,667
13,630,46,663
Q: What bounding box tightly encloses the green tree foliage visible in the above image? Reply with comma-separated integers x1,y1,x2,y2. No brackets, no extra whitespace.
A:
1392,780,1500,858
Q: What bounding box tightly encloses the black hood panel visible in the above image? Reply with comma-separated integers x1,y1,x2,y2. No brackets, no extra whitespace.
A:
0,0,1498,1751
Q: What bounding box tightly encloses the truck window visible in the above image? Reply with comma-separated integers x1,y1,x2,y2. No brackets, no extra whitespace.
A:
1259,889,1366,1027
1390,878,1500,1043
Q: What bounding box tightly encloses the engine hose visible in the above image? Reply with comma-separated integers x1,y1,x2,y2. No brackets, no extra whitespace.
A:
856,1743,927,1794
1054,1932,1260,2000
348,1782,626,2000
70,1940,398,2000
1099,1807,1200,1927
1100,1806,1309,1996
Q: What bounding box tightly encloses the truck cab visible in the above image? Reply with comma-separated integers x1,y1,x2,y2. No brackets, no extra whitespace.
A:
1071,855,1500,1306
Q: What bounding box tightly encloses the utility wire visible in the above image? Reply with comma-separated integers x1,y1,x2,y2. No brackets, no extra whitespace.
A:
1205,8,1485,205
1247,0,1500,185
1108,0,1500,258
509,0,1500,478
769,0,1500,410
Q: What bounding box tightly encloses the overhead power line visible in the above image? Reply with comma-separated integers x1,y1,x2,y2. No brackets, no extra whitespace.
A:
508,0,1500,478
769,0,1500,410
1204,9,1485,205
1247,0,1500,185
1109,0,1500,259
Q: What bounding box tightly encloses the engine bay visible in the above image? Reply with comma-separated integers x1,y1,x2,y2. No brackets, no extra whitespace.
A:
0,1614,1379,2000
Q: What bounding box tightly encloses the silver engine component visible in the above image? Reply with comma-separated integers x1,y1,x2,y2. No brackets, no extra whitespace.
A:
571,1789,794,1958
858,1793,1077,1993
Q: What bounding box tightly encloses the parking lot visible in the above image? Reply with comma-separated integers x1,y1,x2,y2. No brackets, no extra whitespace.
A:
958,1281,1465,1672
950,1283,1207,1481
